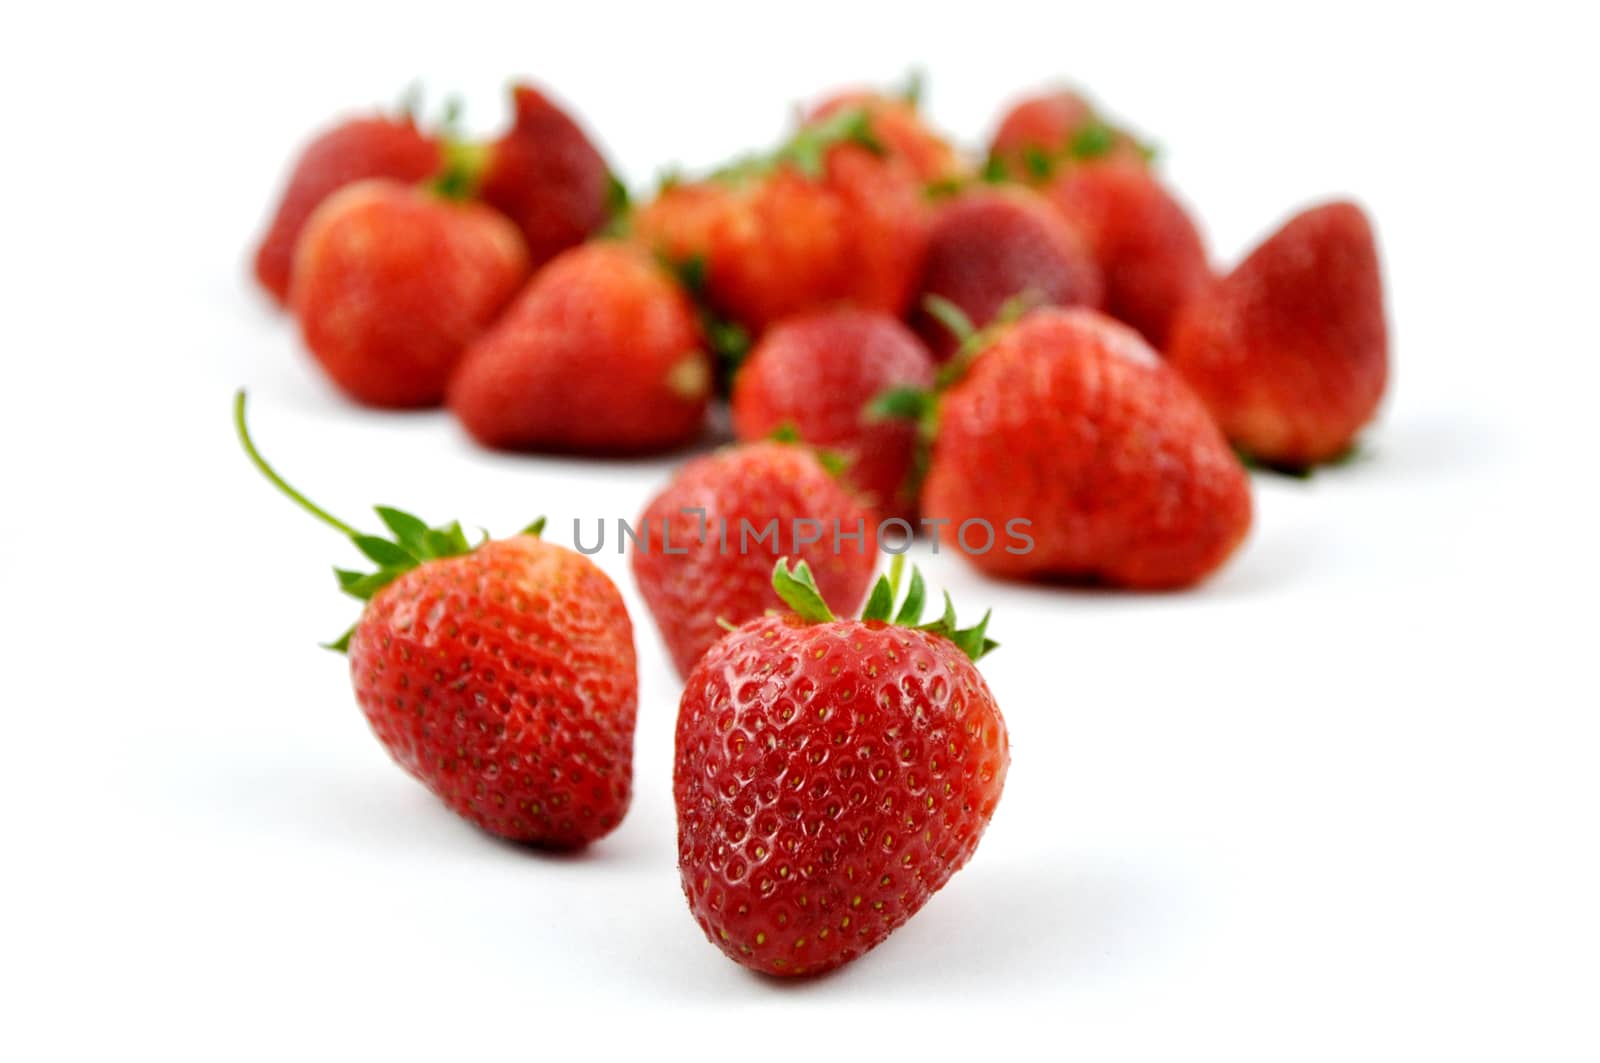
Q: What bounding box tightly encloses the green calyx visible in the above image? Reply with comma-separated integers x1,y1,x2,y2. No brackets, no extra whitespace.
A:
389,88,484,202
430,138,490,201
784,105,884,178
771,555,998,662
896,69,926,110
658,251,751,390
767,423,852,479
713,104,883,184
865,292,1038,500
983,105,1158,184
233,390,545,652
605,172,631,217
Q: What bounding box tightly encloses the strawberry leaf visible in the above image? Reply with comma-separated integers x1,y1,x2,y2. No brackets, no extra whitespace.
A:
897,69,926,110
851,562,997,662
921,294,976,348
605,172,630,217
1067,121,1115,161
772,559,836,623
339,567,407,601
767,424,851,479
923,175,969,201
893,566,926,626
867,385,936,426
1023,145,1054,180
376,506,431,555
919,592,998,662
430,139,489,201
860,578,895,623
353,534,415,568
713,105,882,185
771,550,997,662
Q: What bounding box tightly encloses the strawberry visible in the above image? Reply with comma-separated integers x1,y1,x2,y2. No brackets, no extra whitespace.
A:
253,112,442,306
631,106,929,334
449,241,711,454
290,178,529,408
807,80,968,183
235,391,638,846
630,442,878,677
912,185,1104,361
987,88,1148,181
730,309,935,520
676,556,1006,977
1167,201,1388,470
1044,161,1211,350
476,82,618,273
918,307,1252,589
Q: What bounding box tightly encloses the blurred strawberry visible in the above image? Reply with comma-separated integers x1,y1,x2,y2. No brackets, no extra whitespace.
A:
920,307,1252,589
1045,161,1210,350
808,77,968,183
912,185,1103,361
1167,201,1388,470
630,442,878,676
731,308,935,518
477,83,619,272
254,112,442,305
988,88,1148,182
632,106,930,334
291,179,529,408
449,241,711,454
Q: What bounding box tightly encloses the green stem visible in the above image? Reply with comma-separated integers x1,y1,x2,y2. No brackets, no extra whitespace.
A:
233,389,360,538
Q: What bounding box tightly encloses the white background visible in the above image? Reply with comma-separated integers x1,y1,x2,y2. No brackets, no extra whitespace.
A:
4,1,1597,1058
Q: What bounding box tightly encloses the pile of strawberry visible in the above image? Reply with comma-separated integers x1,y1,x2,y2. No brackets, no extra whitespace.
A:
244,76,1389,979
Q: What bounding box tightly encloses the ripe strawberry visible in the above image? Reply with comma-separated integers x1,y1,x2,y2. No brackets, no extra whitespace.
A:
476,82,618,272
730,309,935,520
912,185,1103,361
630,442,878,677
254,112,442,305
919,307,1252,589
235,391,638,846
449,241,711,454
987,89,1148,182
676,557,1007,977
631,106,929,334
1044,161,1211,350
807,83,968,183
290,179,529,408
1167,201,1388,470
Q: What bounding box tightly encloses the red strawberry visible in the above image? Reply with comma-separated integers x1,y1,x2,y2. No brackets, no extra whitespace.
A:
912,185,1104,361
477,83,617,272
731,309,935,520
253,112,442,305
676,557,1007,977
449,241,711,454
1044,161,1211,350
234,392,638,846
988,89,1147,181
630,442,878,677
290,179,529,408
1167,201,1388,470
807,85,968,183
631,107,929,334
920,307,1252,589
